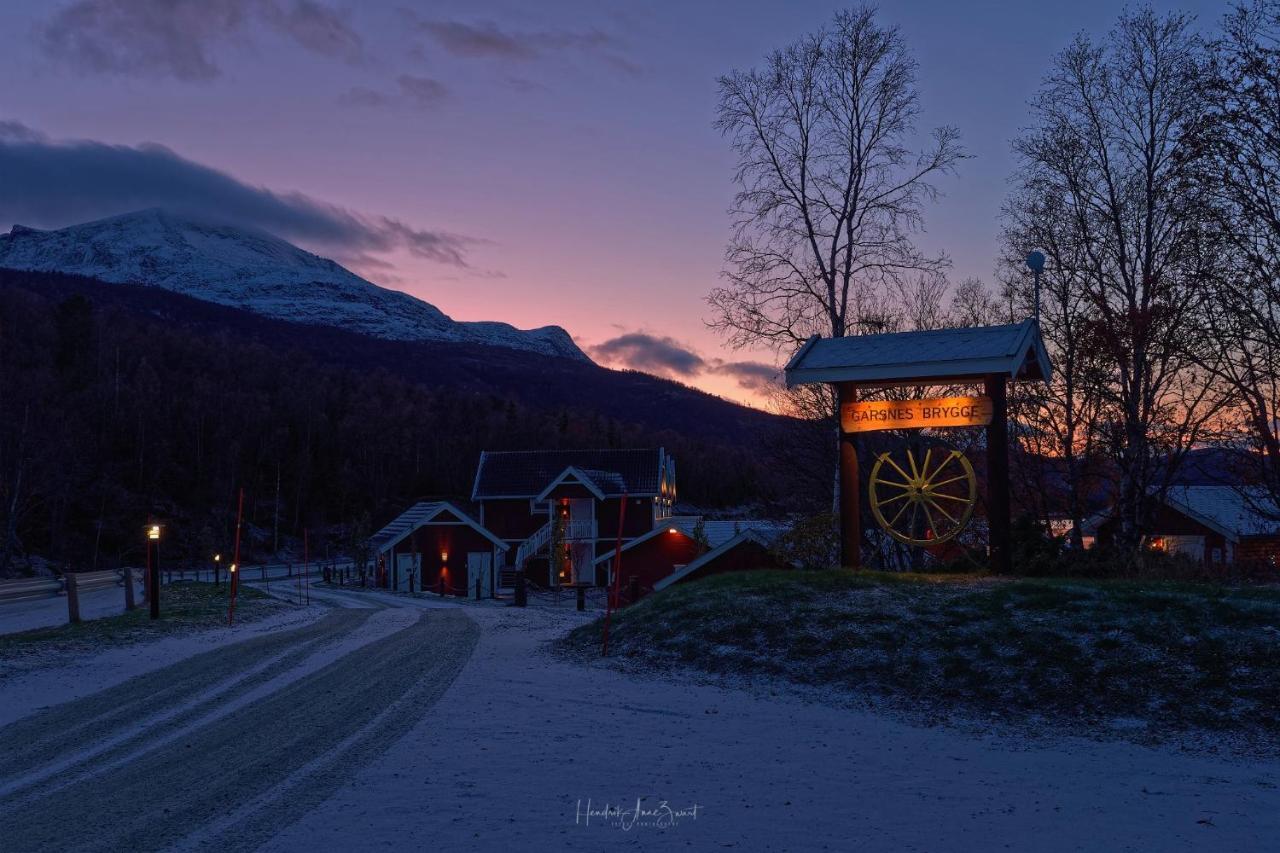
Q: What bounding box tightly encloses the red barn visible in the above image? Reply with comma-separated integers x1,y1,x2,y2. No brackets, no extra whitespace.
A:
594,517,792,600
371,502,509,597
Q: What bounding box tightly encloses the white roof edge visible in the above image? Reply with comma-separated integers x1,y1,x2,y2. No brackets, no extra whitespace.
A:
787,356,1017,387
783,335,820,375
653,529,770,591
376,500,509,554
592,519,699,565
534,466,607,502
469,452,487,502
1160,492,1241,543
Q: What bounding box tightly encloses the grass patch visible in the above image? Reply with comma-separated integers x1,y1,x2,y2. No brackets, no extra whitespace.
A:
0,582,282,662
563,570,1280,739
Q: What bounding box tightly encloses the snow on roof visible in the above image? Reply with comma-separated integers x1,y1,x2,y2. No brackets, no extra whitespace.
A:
784,319,1052,387
1163,486,1280,541
472,448,665,499
653,523,792,591
370,501,507,554
593,517,790,566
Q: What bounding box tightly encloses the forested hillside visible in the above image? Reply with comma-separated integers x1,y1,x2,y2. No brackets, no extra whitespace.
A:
0,270,804,574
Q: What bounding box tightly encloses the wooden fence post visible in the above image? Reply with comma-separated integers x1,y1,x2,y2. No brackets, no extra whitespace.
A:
124,567,137,611
66,573,81,624
628,575,640,605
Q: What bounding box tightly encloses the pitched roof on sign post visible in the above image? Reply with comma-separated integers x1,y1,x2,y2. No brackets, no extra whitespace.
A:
784,319,1052,387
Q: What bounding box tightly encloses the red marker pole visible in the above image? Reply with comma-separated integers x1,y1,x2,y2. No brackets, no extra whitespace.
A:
601,492,628,657
227,487,244,626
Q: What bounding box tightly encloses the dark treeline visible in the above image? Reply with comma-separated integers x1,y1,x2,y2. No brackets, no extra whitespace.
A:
0,274,797,574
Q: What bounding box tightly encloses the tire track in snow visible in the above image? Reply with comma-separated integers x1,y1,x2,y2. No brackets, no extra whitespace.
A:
0,609,370,790
0,608,477,853
0,610,381,802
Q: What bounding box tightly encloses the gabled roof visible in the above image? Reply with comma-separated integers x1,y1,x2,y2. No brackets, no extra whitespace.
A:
1163,486,1280,542
534,466,617,502
784,319,1052,388
370,501,508,554
653,524,790,592
472,448,666,500
592,517,790,566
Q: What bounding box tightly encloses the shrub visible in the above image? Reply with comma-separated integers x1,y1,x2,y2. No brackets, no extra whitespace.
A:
771,514,838,570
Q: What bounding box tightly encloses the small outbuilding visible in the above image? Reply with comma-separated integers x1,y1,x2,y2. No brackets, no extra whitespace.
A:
1088,486,1280,567
594,517,791,600
371,501,508,597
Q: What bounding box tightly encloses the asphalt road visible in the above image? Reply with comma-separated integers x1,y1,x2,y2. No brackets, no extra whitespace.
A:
0,605,478,852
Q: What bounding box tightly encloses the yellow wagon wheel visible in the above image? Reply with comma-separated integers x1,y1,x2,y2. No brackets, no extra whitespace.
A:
869,447,977,546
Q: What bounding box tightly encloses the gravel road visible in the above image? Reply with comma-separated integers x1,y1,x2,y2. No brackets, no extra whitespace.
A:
0,605,478,852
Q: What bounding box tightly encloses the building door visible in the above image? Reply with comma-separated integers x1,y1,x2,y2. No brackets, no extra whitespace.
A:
466,552,492,599
567,499,594,584
396,554,416,591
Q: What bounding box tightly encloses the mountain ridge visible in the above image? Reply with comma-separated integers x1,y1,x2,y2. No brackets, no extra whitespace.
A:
0,208,587,361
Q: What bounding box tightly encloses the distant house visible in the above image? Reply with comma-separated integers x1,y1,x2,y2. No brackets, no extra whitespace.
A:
370,501,508,597
371,449,791,597
1089,486,1280,566
594,517,791,601
471,448,676,587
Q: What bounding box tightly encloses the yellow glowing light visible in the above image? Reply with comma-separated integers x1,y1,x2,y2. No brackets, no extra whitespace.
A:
668,527,678,534
230,563,238,573
147,524,161,541
214,554,221,562
440,551,449,562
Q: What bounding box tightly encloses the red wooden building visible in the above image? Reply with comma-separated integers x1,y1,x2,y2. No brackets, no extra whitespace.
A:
1086,486,1280,568
470,448,677,587
371,501,509,596
594,517,791,600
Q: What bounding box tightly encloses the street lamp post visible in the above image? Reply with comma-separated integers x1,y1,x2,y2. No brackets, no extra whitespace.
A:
147,524,162,620
1025,251,1046,326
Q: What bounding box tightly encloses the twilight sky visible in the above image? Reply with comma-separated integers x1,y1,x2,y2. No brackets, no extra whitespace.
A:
0,0,1226,407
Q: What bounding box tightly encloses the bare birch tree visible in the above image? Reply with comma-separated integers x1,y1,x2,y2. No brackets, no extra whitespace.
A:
1195,1,1280,514
710,6,965,353
1008,9,1229,549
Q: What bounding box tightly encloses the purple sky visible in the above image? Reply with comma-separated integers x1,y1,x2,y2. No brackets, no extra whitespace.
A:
0,0,1227,406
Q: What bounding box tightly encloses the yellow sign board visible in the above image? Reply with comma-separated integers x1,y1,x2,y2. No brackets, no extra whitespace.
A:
841,396,993,433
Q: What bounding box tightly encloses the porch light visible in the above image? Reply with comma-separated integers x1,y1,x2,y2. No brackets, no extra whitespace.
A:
668,527,678,534
147,524,161,541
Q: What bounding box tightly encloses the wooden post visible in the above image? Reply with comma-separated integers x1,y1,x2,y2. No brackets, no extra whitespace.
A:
124,567,137,610
628,575,640,605
985,374,1011,574
576,584,586,611
838,382,861,569
149,542,160,621
66,573,81,624
515,570,527,607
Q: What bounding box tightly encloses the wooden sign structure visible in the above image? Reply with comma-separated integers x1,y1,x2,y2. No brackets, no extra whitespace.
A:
784,320,1053,573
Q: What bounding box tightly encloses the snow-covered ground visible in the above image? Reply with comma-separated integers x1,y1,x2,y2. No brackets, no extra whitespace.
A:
2,584,1277,852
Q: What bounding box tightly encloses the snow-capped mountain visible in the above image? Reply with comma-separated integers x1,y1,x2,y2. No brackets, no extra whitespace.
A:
0,209,587,361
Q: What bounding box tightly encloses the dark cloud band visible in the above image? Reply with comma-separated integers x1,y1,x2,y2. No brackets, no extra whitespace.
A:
589,331,779,395
0,121,473,268
40,0,361,81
